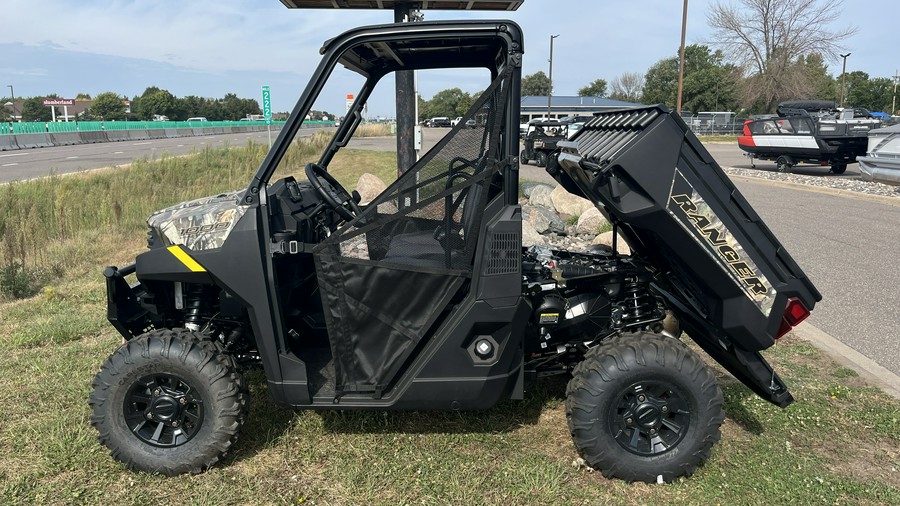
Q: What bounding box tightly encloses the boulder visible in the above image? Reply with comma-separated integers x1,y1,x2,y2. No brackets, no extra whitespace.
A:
550,185,593,217
356,173,387,204
575,207,608,236
521,182,554,199
522,218,544,246
523,205,566,235
528,184,555,210
592,231,631,255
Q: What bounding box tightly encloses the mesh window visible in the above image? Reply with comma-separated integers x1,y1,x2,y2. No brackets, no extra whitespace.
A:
312,70,512,394
314,70,510,273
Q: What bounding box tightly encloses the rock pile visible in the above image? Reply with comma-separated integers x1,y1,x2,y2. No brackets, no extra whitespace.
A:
520,182,630,254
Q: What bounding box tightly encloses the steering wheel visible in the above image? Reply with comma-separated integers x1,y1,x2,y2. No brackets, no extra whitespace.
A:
305,162,362,222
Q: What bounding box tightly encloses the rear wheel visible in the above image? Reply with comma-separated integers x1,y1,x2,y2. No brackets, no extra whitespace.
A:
831,163,847,174
775,155,792,173
89,329,248,475
536,151,548,167
566,333,723,483
519,150,529,165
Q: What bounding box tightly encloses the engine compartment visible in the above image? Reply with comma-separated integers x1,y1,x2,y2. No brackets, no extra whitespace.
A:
521,246,668,377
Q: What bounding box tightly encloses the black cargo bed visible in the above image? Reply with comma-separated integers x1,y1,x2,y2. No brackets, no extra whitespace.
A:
553,105,822,406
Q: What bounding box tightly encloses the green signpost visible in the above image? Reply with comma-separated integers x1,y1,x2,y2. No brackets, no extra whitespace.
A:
262,85,272,147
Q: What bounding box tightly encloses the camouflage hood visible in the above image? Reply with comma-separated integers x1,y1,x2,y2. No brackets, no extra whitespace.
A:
148,190,248,251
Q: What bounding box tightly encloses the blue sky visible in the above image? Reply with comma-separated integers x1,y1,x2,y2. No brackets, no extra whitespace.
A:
2,0,897,116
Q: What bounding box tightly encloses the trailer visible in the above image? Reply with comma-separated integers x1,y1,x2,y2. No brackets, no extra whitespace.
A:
738,100,880,174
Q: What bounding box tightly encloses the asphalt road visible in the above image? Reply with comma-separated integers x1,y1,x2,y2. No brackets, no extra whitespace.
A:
0,127,313,184
4,128,899,375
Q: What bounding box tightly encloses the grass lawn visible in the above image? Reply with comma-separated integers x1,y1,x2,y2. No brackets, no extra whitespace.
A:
0,141,898,505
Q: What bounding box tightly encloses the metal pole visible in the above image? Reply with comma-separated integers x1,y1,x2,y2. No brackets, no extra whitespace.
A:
892,69,899,115
395,4,418,176
676,0,688,114
7,85,15,121
839,53,851,108
547,34,559,119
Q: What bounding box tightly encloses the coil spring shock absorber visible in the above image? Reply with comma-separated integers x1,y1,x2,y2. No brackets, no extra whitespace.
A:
183,284,215,331
620,278,658,326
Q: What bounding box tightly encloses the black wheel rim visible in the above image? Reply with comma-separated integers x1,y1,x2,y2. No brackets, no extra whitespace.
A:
608,380,691,456
123,373,205,447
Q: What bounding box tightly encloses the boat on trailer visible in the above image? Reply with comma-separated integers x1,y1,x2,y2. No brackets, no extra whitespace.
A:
738,100,881,174
858,123,900,185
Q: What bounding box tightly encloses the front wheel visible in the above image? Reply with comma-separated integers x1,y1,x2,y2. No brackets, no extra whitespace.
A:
566,333,724,483
536,151,548,167
519,150,529,165
89,329,248,475
831,162,847,174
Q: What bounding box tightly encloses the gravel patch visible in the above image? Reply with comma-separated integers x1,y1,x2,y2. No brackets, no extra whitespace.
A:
722,167,900,199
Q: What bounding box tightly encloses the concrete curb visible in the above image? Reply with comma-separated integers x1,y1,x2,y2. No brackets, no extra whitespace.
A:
726,172,900,208
792,322,900,400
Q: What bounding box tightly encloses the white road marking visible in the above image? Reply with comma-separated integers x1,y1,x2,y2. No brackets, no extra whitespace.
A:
0,152,31,158
177,144,184,147
132,142,152,146
66,156,78,159
2,162,18,167
113,151,124,154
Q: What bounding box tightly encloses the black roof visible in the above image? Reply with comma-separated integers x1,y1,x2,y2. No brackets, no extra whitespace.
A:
320,20,524,77
281,1,523,10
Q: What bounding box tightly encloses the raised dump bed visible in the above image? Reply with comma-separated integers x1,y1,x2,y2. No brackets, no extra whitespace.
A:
555,105,822,404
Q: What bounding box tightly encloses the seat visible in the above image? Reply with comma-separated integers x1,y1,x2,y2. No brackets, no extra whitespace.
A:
383,166,485,270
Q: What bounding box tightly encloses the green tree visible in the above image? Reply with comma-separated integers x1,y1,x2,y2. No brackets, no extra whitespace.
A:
176,96,212,120
220,93,261,120
708,0,856,112
521,71,551,96
21,97,52,122
799,53,838,102
422,88,472,118
135,89,176,120
87,92,127,121
417,94,428,122
845,72,894,112
578,79,607,97
75,92,91,100
641,56,679,107
641,45,738,112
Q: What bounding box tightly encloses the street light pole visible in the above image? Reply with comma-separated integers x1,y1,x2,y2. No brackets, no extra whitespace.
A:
547,34,559,119
6,85,15,121
839,53,851,108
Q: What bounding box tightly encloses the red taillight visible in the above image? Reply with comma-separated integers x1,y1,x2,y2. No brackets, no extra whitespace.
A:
776,297,810,338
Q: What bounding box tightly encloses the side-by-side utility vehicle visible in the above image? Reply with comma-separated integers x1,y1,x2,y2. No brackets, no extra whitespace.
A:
90,20,821,483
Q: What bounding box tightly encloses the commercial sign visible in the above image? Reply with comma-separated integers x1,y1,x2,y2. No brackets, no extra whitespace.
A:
43,99,74,106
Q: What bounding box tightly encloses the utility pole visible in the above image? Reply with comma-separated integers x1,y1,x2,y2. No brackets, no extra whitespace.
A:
395,3,420,176
892,69,899,115
6,85,15,121
676,0,688,114
547,34,559,119
839,53,851,108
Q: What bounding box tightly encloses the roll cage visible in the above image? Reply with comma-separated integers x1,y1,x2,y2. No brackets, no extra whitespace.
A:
245,20,524,204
